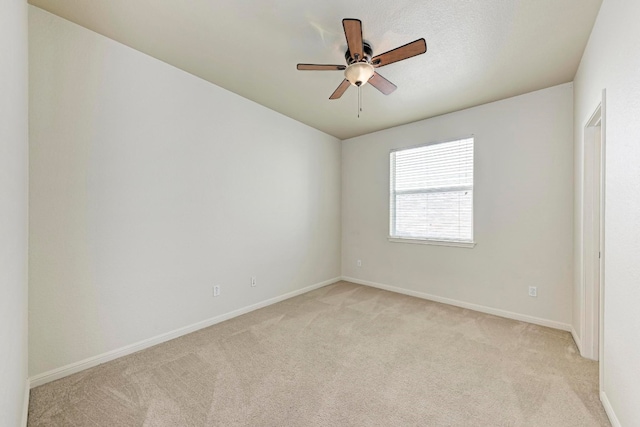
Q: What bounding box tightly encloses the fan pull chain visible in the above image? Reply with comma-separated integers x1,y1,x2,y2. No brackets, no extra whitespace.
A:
358,85,362,118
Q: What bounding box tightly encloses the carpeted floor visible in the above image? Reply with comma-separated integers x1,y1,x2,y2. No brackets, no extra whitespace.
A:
28,281,610,426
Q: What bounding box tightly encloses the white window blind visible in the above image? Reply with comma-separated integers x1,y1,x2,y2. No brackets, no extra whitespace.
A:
390,137,474,243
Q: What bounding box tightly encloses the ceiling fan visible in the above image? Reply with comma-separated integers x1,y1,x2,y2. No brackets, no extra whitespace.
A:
297,19,427,100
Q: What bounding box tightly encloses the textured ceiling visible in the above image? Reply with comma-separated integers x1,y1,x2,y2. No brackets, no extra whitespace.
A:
29,0,602,140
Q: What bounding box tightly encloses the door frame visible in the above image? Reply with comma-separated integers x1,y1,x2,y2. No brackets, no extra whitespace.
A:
580,90,606,385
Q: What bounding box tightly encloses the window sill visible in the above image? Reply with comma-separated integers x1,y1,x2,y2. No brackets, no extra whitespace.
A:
388,237,476,248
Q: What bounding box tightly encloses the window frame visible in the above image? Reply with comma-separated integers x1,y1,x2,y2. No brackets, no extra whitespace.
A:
388,135,476,248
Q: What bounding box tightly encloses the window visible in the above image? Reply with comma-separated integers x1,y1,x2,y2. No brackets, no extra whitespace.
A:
389,137,474,247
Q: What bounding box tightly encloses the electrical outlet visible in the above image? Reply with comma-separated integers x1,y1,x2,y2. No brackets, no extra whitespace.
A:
213,285,220,297
251,276,256,287
528,286,537,297
357,259,362,267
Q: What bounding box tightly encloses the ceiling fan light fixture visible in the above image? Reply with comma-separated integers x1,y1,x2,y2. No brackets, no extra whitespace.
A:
344,62,374,87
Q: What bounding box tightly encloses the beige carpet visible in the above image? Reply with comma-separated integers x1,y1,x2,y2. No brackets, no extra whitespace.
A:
28,281,610,426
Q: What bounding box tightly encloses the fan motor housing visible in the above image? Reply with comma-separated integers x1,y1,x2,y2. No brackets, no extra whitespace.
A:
345,42,373,64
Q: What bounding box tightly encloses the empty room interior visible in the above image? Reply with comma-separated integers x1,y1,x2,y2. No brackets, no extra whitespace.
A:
2,0,640,425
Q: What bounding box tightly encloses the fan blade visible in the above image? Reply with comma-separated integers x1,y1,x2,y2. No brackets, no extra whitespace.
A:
297,64,346,71
342,19,364,61
329,79,351,100
371,38,427,67
369,72,397,95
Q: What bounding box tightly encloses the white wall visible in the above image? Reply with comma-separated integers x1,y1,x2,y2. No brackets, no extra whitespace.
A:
573,0,640,423
0,0,29,425
342,83,574,327
28,7,341,378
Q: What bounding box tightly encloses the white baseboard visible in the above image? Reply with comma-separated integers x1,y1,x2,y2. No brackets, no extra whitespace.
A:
342,276,572,332
570,325,583,354
600,391,621,427
21,378,30,427
29,277,340,388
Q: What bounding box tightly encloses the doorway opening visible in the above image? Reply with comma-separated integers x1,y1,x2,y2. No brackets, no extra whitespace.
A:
581,91,605,389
